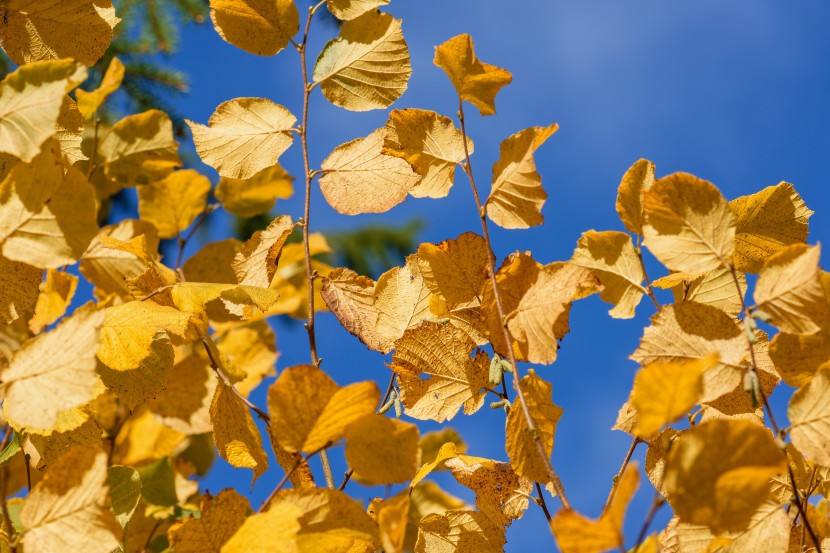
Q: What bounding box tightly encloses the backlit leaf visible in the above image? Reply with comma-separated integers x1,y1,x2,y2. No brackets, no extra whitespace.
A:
29,269,77,333
788,365,830,467
209,0,299,56
137,170,210,239
216,164,294,218
106,466,141,528
616,158,655,235
654,265,746,318
169,489,249,552
0,257,41,325
149,353,215,435
210,382,269,483
374,259,432,350
327,0,389,21
374,492,409,553
76,57,125,119
232,214,294,288
769,329,830,388
321,267,386,352
345,414,420,485
415,509,505,553
418,232,487,310
314,10,411,111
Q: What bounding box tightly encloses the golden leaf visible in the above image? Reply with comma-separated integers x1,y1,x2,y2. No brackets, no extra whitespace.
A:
210,382,269,483
551,464,639,553
149,354,215,435
616,158,655,235
444,456,533,527
216,164,294,218
788,366,830,467
188,98,296,179
209,0,298,56
321,267,386,352
269,234,333,318
654,265,746,318
707,502,790,553
769,329,830,388
420,429,467,468
27,415,103,469
223,488,378,552
137,170,210,239
631,354,718,438
505,369,562,483
730,182,812,273
232,214,294,288
392,321,490,422
642,172,736,273
169,489,249,553
2,0,118,65
218,322,278,396
415,509,506,553
374,492,409,553
571,230,646,319
112,408,186,466
433,34,512,116
0,60,86,162
374,260,432,350
183,238,241,285
382,108,472,199
29,269,77,333
314,11,411,111
106,465,141,528
267,365,380,454
345,414,420,485
56,97,86,165
662,420,786,533
0,257,41,325
170,282,279,321
76,57,125,119
418,232,487,310
0,141,98,268
753,243,829,335
327,0,389,20
1,306,104,432
319,128,420,214
20,448,120,553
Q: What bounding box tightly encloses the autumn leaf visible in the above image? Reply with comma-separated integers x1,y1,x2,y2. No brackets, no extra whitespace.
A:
170,282,279,321
112,408,186,467
321,267,387,352
434,33,512,116
0,0,119,66
327,0,389,20
76,57,125,119
106,466,141,528
642,172,736,273
267,365,380,454
616,158,656,235
788,365,830,467
149,354,215,435
188,98,296,179
209,0,299,56
374,259,433,350
769,329,830,387
344,414,420,485
210,382,269,483
382,108,472,198
56,97,86,165
314,10,411,111
29,269,77,333
653,265,746,318
168,489,249,553
216,164,294,218
374,492,409,553
730,182,812,273
137,170,210,239
0,256,41,325
418,232,488,310
416,509,506,553
232,214,295,289
183,238,241,285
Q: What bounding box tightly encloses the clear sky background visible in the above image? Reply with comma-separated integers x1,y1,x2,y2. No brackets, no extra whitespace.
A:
157,2,830,550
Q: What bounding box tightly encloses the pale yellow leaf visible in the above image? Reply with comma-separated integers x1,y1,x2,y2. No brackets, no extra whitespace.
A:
788,365,830,467
232,214,294,288
486,125,557,229
27,416,103,468
210,382,269,483
112,408,186,466
209,0,298,56
345,414,420,485
56,97,86,165
218,322,278,397
149,354,215,435
374,260,432,350
417,232,487,310
29,269,77,333
0,256,41,325
769,329,830,388
216,164,293,218
415,509,505,553
183,238,241,285
319,128,420,214
708,502,790,553
188,98,296,179
169,489,249,553
657,266,746,318
76,57,125,119
374,492,409,553
382,108,471,199
616,158,655,235
643,172,736,273
327,0,389,20
321,267,386,352
137,169,210,239
313,10,411,111
170,282,279,321
433,34,511,117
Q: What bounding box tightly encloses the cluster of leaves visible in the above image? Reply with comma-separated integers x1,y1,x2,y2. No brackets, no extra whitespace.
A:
0,1,828,552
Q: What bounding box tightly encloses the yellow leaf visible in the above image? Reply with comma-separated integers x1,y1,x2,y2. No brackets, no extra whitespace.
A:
662,420,786,533
0,256,41,325
730,182,812,273
374,260,432,350
327,0,389,21
616,158,655,235
169,489,249,553
319,128,420,214
382,109,472,199
56,96,86,165
392,322,490,422
267,365,380,454
232,214,294,288
268,234,333,319
706,502,791,553
374,492,409,553
27,415,103,468
149,353,215,435
418,232,487,310
486,124,557,229
1,306,104,432
223,488,378,552
415,509,505,553
106,465,141,528
210,382,269,483
753,243,829,334
170,282,279,321
769,329,830,388
217,322,278,396
0,60,86,162
631,354,718,438
551,464,639,553
137,170,210,239
571,230,646,319
112,408,186,466
20,448,121,553
188,98,296,179
1,1,118,66
643,172,736,273
654,266,746,318
0,141,98,268
216,164,294,218
209,0,298,56
345,414,420,485
433,34,512,117
444,456,533,527
29,268,77,333
314,10,411,111
76,57,125,119
183,238,241,285
505,369,562,483
321,267,386,352
419,429,467,469
95,109,181,192
788,365,830,467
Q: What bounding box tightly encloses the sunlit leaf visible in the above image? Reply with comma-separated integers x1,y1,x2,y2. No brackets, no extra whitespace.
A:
210,382,269,483
345,414,420,485
216,164,294,218
616,158,655,235
76,57,125,119
169,489,249,553
209,0,299,56
788,365,830,467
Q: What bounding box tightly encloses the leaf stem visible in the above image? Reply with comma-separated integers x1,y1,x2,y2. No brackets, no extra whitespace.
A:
635,234,660,310
632,492,665,550
174,203,218,271
534,482,552,522
456,99,570,510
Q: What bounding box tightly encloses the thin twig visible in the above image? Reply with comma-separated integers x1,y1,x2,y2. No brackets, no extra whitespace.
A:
635,234,660,310
175,203,218,271
534,482,552,523
260,456,302,512
86,118,100,179
787,463,822,551
602,437,640,516
632,493,665,550
457,99,570,510
140,519,163,553
200,335,271,423
23,454,30,492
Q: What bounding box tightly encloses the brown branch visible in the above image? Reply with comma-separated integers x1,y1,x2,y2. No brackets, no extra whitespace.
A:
457,99,570,510
787,462,822,551
602,437,640,516
86,118,100,179
534,482,552,523
632,492,665,550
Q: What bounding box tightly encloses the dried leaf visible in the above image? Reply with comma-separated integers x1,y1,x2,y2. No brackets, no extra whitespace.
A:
434,34,511,116
327,0,389,20
169,489,249,552
769,329,830,388
232,214,294,288
616,158,655,234
374,260,432,350
0,257,41,325
415,509,505,553
321,267,386,352
418,232,488,310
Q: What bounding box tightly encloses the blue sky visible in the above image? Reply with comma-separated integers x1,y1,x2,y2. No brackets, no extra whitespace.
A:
160,2,830,550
